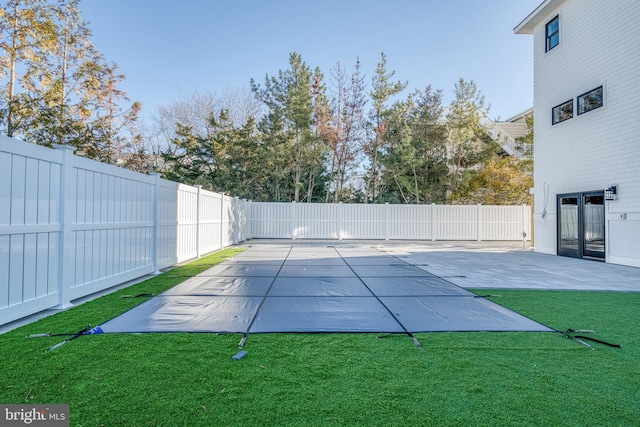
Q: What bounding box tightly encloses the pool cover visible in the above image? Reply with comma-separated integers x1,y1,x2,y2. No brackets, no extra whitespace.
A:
99,245,553,334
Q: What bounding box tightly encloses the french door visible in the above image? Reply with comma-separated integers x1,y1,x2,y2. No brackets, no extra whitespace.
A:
557,192,605,259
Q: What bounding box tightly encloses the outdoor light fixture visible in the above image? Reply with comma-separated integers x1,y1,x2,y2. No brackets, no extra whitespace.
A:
605,185,618,201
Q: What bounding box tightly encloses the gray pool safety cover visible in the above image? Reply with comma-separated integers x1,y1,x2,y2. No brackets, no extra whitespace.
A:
99,245,553,334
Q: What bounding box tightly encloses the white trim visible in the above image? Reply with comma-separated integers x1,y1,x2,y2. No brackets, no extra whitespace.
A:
514,0,566,34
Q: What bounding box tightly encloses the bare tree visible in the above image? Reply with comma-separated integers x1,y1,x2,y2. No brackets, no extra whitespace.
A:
318,59,366,202
150,87,263,163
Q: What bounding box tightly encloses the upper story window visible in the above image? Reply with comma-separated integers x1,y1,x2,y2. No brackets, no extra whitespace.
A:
546,15,559,52
577,86,604,115
552,100,573,125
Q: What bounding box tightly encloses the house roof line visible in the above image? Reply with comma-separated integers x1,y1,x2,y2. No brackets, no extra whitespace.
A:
503,107,533,123
514,0,566,34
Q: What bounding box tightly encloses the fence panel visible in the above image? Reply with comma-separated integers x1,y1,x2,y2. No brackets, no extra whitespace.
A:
341,204,386,239
0,137,62,323
198,190,222,256
434,205,478,240
480,205,530,241
233,198,250,243
64,154,156,301
388,204,432,240
156,179,179,269
247,202,531,241
249,203,292,238
175,184,199,263
294,203,339,239
1,137,248,327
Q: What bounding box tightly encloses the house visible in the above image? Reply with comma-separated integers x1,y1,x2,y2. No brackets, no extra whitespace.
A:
515,0,640,267
480,108,533,157
480,108,533,158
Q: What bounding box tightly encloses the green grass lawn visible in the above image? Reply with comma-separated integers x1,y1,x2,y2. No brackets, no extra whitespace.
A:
1,247,639,426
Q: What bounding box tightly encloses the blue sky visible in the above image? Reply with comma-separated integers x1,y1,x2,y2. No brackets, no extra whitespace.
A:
80,0,540,123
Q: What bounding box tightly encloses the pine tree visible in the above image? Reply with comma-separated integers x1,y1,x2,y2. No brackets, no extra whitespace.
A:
251,52,328,202
515,114,533,174
445,78,496,197
365,53,407,203
0,0,57,136
0,0,142,168
380,86,448,203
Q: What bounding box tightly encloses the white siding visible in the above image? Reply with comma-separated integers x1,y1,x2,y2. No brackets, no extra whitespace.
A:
529,0,640,265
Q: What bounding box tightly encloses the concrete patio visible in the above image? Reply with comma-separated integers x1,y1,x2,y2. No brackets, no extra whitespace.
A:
248,239,640,292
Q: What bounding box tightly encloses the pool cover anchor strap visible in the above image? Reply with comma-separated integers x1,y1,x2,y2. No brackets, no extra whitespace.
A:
27,325,105,352
562,329,621,349
410,334,423,348
238,334,248,348
377,333,423,349
119,293,154,299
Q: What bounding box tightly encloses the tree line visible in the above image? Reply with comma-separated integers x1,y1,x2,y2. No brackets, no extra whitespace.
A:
0,1,532,204
0,0,144,169
160,52,532,204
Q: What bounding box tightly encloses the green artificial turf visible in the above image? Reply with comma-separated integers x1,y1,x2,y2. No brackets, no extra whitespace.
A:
1,251,639,426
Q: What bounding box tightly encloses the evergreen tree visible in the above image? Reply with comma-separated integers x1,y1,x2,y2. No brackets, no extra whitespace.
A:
365,53,407,203
380,86,448,203
515,114,533,174
251,52,328,202
25,0,101,147
445,78,497,197
161,111,269,200
0,0,142,169
0,0,57,136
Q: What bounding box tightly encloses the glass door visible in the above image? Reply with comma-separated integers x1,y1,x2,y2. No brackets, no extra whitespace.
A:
557,192,605,259
558,194,580,258
583,193,605,259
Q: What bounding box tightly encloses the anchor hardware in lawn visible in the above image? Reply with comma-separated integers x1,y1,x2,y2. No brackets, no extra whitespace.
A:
561,328,621,349
28,325,104,351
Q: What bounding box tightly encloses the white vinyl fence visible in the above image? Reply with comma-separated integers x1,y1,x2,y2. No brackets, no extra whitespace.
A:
0,136,248,326
249,202,531,241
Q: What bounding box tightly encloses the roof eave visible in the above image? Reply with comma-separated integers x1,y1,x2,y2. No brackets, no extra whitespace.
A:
504,107,534,123
514,0,566,34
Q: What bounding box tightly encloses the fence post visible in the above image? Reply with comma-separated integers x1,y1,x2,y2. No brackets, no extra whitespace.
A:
522,204,529,241
219,192,225,250
431,203,436,241
194,185,202,258
245,200,252,240
337,202,343,240
384,202,390,240
233,196,240,244
290,201,297,240
53,144,76,309
477,204,482,242
151,172,161,274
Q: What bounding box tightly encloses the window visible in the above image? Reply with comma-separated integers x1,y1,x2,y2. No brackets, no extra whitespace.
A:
577,86,603,115
552,100,573,125
546,15,559,51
